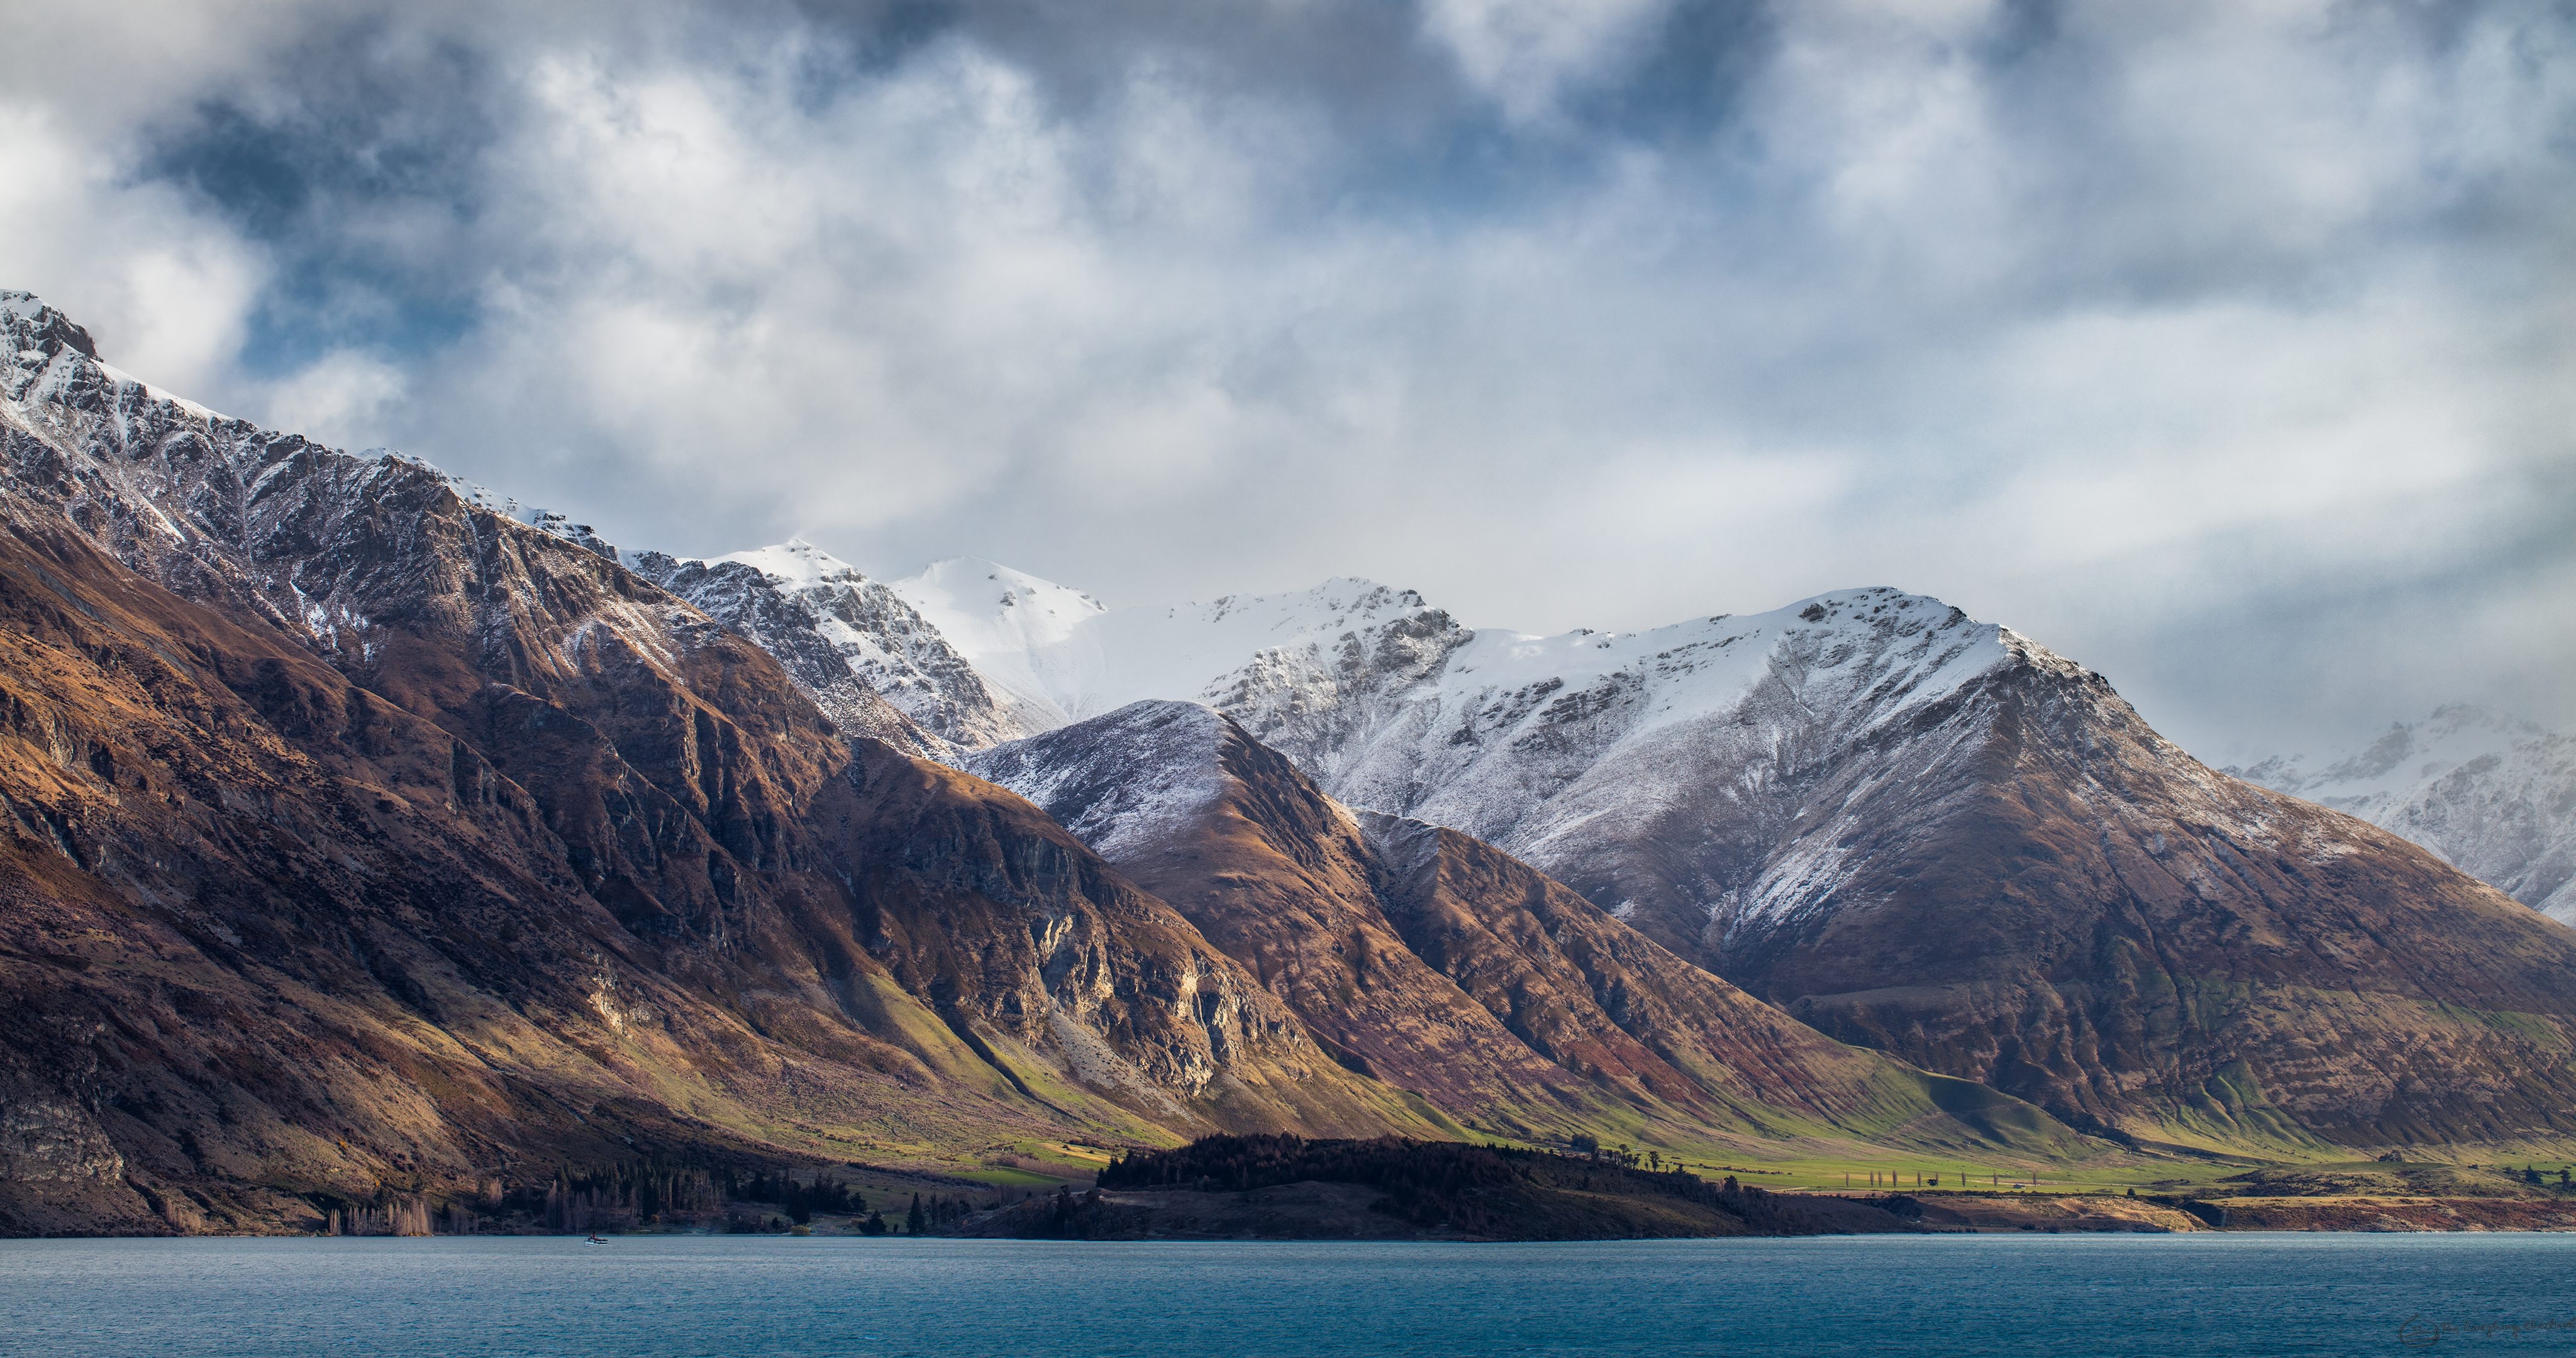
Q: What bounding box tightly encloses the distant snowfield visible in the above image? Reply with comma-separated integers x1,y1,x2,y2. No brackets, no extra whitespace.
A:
2232,707,2576,923
879,556,2009,749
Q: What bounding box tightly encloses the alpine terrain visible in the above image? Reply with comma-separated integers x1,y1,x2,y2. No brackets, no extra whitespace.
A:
681,539,2576,1155
0,291,1450,1233
2233,707,2576,923
0,290,2092,1235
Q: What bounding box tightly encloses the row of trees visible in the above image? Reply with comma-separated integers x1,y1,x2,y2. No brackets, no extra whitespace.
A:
728,1169,864,1225
306,1159,997,1235
322,1198,433,1236
1097,1133,1890,1238
1098,1134,1541,1227
1564,1134,1651,1169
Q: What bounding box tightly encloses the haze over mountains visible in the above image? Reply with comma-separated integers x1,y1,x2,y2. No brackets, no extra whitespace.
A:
4,289,2575,1236
2231,707,2576,924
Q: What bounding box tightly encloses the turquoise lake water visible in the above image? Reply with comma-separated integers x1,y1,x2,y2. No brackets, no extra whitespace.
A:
3,1233,2571,1356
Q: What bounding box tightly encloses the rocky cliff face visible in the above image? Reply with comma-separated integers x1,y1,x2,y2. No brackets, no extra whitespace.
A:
970,700,2087,1156
629,541,1038,755
0,292,1419,1233
2235,707,2576,923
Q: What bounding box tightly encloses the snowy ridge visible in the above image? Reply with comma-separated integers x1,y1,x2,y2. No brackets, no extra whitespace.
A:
633,541,1030,751
2236,705,2548,819
718,539,867,590
883,557,1111,729
351,448,626,562
965,701,1232,863
2235,707,2576,921
0,289,738,712
765,546,2084,954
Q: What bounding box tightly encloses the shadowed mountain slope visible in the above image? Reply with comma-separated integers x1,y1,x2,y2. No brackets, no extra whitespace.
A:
1698,644,2576,1153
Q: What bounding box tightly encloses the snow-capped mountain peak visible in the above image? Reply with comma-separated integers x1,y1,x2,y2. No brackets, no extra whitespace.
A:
892,556,1107,653
626,541,1024,753
715,537,867,588
965,699,1232,863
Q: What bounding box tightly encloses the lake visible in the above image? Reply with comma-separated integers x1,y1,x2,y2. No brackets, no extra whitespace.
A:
1,1233,2567,1356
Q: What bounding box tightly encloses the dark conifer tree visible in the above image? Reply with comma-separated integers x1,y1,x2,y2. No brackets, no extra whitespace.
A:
906,1193,928,1235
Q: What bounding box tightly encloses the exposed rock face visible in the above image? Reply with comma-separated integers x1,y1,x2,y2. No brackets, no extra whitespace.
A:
972,702,1575,1134
2235,707,2576,922
1356,812,1951,1139
629,541,1031,755
0,292,1417,1232
0,500,813,1234
971,700,2085,1155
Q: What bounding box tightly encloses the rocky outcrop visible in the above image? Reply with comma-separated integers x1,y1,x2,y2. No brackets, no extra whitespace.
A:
628,542,1026,756
972,702,1577,1135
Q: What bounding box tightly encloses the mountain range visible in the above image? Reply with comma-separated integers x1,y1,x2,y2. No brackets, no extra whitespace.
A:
676,534,2576,1152
3,288,2573,1235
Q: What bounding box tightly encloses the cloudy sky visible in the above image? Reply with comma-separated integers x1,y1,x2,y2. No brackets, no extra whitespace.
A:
3,0,2571,760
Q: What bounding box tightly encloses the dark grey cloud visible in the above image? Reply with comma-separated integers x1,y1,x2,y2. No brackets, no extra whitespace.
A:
140,21,501,373
2,0,2571,760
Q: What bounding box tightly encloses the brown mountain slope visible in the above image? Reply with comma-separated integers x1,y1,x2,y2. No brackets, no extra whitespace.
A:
972,702,1584,1131
0,296,1430,1234
969,700,2089,1157
0,504,1435,1235
1701,643,2576,1152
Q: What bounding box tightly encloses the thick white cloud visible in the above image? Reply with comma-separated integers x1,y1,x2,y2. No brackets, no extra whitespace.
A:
0,105,265,399
1419,0,1677,123
0,0,2568,758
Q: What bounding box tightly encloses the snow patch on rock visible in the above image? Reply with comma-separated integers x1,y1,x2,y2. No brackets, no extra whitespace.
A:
967,700,1231,864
